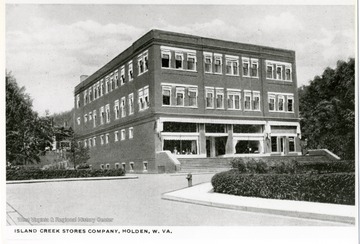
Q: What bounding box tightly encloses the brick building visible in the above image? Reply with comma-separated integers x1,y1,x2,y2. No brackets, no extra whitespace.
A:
74,29,301,173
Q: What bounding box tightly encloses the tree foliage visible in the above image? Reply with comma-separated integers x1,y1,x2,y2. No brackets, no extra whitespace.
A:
67,132,90,169
299,58,355,159
6,72,54,165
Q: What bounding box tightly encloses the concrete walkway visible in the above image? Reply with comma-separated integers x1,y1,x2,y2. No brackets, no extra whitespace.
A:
162,182,356,224
6,175,138,184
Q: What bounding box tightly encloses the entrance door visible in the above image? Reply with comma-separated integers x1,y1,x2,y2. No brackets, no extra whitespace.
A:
215,137,227,156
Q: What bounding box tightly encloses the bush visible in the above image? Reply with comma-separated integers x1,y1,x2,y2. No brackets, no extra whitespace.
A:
231,158,247,173
211,170,355,205
6,168,125,181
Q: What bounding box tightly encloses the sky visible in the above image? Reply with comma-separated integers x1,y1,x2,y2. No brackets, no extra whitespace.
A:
5,4,355,115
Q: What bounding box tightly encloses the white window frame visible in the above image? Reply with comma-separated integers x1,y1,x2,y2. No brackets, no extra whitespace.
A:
143,161,148,172
175,52,184,69
129,127,134,139
250,59,259,78
110,72,114,91
105,104,110,123
215,88,224,109
188,87,198,107
84,139,87,148
106,164,110,169
93,137,96,147
83,90,87,105
114,99,120,120
226,56,239,76
268,94,276,112
244,91,252,111
161,50,171,69
93,110,97,128
162,86,172,106
204,52,213,73
114,70,119,88
276,65,283,80
138,50,148,76
120,129,126,141
205,87,215,109
105,133,109,144
76,94,80,108
121,96,126,118
129,162,134,172
287,95,294,112
128,93,134,115
285,65,292,81
84,114,87,123
138,86,149,111
89,112,92,121
227,90,241,110
175,87,185,106
120,66,125,86
128,61,133,81
100,164,104,170
100,79,104,96
88,88,92,103
187,53,197,71
100,135,104,145
266,62,274,79
114,131,119,142
242,57,250,77
100,106,105,125
115,163,120,169
77,117,81,125
252,91,261,111
214,54,222,74
105,76,109,94
278,95,285,112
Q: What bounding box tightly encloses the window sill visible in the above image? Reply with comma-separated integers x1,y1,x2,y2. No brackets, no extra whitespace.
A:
162,67,198,73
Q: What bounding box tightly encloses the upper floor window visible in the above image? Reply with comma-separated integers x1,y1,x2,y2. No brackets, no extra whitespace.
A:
204,53,212,73
105,133,109,144
128,93,134,115
268,95,276,111
88,89,92,103
162,86,171,106
242,57,250,77
175,53,183,69
227,90,241,110
138,50,148,76
105,76,110,94
138,86,149,111
285,65,292,81
100,106,105,125
105,104,110,123
83,90,88,105
114,131,119,142
120,66,125,86
114,70,119,88
128,61,133,81
226,56,239,76
161,50,171,68
251,59,259,77
121,96,126,118
266,62,274,79
188,87,198,107
266,60,292,81
100,135,104,145
253,92,261,111
93,137,96,147
114,100,120,120
278,95,285,111
176,87,185,106
287,96,294,112
244,91,252,110
276,65,283,80
214,54,222,74
76,94,80,108
100,79,104,96
205,87,214,109
89,112,92,121
121,129,126,141
216,88,224,109
77,117,81,125
93,110,97,128
110,73,115,91
84,114,88,123
187,53,196,71
129,127,134,139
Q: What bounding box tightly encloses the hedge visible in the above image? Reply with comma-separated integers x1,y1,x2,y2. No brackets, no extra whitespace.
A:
6,168,125,181
230,158,355,174
211,170,355,205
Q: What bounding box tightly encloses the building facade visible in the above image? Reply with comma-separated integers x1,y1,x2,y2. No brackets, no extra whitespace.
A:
74,29,301,172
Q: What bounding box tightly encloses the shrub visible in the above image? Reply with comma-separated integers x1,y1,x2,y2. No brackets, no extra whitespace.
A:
231,158,247,173
6,168,125,181
211,170,355,205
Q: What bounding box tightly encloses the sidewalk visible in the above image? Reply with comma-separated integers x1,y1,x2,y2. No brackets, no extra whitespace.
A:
6,175,138,184
162,183,356,225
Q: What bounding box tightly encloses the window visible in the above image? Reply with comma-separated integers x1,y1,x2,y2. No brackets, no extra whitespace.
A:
226,56,239,75
251,59,259,77
96,82,100,98
105,104,110,123
206,88,214,108
114,70,119,88
253,92,260,111
84,114,88,123
128,93,134,115
76,95,80,108
92,137,96,147
100,79,104,96
143,161,148,171
105,133,109,144
88,138,92,148
121,129,126,141
88,89,92,103
121,97,126,118
129,162,134,172
89,112,92,121
244,91,252,110
93,85,97,100
216,88,224,109
287,96,294,112
276,65,283,80
175,53,183,69
289,137,295,152
161,50,171,68
162,86,171,106
271,137,278,152
214,54,222,74
269,95,276,111
83,90,87,105
106,164,110,169
110,73,115,90
115,163,120,169
204,53,212,73
138,86,149,111
129,127,133,139
242,57,250,77
187,53,196,71
278,95,285,111
285,65,292,81
100,106,105,125
93,110,97,127
84,139,87,148
77,117,81,125
138,50,148,75
188,87,198,107
227,90,241,110
128,61,133,81
122,162,126,171
120,66,125,86
100,135,104,145
176,87,185,106
266,62,274,79
114,100,120,119
105,76,109,94
100,164,104,170
114,131,119,142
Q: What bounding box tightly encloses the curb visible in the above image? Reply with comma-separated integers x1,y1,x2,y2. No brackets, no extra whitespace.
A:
6,176,138,184
162,183,355,225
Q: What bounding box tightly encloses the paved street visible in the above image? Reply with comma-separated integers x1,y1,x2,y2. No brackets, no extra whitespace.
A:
6,174,348,226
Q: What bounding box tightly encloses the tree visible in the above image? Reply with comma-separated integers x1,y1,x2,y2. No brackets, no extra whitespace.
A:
299,58,355,159
6,72,54,165
67,132,90,169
